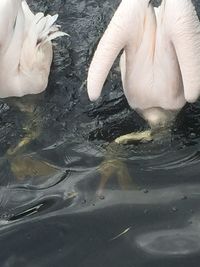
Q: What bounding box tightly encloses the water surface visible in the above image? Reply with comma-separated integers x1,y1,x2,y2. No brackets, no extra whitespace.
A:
0,0,200,266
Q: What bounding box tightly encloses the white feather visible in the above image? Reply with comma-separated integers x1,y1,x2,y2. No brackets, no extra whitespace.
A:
0,0,67,97
87,0,200,123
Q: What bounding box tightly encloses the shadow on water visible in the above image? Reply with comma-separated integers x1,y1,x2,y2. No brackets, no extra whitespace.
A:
0,0,200,266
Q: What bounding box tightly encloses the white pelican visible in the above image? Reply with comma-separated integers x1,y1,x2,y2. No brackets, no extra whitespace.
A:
0,0,66,98
1,0,67,178
87,0,200,143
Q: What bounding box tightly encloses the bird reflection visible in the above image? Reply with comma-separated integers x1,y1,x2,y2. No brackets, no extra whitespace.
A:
5,96,60,181
97,142,137,195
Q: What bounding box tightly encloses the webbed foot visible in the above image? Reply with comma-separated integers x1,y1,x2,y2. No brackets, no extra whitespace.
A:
115,130,152,144
11,155,60,181
7,129,39,156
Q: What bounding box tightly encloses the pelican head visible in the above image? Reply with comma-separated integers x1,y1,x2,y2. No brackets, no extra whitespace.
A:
0,0,67,98
87,0,200,129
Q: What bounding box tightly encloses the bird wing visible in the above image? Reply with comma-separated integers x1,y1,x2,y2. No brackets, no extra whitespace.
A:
87,0,151,101
164,0,200,103
0,0,21,51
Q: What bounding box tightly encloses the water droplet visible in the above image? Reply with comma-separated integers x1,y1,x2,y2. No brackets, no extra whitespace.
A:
144,209,149,214
172,207,178,212
81,199,86,204
143,189,149,194
190,132,196,139
181,195,188,200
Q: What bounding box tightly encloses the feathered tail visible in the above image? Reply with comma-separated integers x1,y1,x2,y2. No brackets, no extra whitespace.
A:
20,0,67,68
22,0,68,48
0,0,67,97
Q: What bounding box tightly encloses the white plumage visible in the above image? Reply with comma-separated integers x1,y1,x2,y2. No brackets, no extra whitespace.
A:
87,0,200,128
0,0,66,98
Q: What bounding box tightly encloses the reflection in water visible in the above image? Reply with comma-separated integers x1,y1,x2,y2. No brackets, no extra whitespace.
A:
0,0,200,267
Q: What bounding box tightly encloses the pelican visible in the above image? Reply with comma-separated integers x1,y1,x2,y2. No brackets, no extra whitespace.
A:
87,0,200,143
0,0,66,98
0,0,67,179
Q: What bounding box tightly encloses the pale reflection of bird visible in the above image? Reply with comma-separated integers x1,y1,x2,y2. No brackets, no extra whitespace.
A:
88,0,200,144
0,0,67,179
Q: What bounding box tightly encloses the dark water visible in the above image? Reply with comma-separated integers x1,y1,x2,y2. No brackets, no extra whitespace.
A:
0,0,200,266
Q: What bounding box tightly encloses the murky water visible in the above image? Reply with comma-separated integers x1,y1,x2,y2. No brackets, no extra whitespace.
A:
0,0,200,266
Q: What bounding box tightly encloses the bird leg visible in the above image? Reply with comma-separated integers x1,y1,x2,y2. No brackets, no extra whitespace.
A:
97,158,133,195
5,103,57,180
7,111,41,156
96,141,138,194
114,108,177,145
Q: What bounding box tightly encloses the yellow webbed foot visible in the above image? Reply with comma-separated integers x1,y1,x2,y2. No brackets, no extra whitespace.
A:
7,130,39,156
11,155,60,181
7,103,41,156
115,130,152,145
